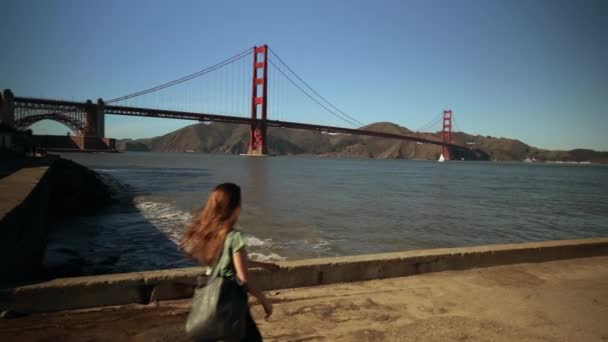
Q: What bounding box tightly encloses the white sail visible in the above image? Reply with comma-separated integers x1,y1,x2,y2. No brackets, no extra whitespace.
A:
438,153,445,162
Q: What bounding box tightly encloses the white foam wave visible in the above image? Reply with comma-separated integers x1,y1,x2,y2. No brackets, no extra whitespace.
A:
248,252,286,262
312,240,331,250
134,199,193,245
134,200,287,262
246,236,272,247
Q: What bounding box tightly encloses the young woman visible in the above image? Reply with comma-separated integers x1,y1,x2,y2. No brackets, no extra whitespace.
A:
181,183,279,341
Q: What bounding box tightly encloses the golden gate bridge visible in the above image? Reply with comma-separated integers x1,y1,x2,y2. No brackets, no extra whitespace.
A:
0,45,485,160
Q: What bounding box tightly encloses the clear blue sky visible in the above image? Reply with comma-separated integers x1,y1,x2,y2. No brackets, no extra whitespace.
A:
2,0,606,150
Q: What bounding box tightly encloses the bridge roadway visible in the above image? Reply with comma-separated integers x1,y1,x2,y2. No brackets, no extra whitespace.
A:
1,256,607,341
14,96,465,149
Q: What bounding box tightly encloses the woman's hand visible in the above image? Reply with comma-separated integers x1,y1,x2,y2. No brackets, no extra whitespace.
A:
261,298,273,318
234,250,275,319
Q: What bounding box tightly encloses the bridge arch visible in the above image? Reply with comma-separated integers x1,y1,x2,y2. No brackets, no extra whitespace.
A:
14,113,88,136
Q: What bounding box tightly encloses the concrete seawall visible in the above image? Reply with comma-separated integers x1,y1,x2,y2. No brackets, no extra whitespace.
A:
0,157,112,284
0,162,52,282
1,237,607,314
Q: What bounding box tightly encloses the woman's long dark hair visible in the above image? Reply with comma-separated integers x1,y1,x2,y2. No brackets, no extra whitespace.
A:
181,183,241,265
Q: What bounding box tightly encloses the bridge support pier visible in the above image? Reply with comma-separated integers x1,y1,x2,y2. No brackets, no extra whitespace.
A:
442,109,452,160
247,45,269,155
1,89,15,126
96,99,105,138
84,99,105,138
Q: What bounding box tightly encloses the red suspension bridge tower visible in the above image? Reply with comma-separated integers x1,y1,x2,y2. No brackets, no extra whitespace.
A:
442,109,452,160
248,45,269,155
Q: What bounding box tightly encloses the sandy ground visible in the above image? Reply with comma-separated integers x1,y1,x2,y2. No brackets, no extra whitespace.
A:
1,256,607,341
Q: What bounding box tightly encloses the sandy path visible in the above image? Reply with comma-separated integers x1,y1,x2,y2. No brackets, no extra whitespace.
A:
1,256,607,341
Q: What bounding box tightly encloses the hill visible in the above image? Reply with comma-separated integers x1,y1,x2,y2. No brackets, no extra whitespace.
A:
116,122,608,163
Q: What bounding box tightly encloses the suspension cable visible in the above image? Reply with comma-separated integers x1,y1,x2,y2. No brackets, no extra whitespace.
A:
415,113,443,132
106,47,252,104
452,115,462,133
268,58,362,128
268,48,366,127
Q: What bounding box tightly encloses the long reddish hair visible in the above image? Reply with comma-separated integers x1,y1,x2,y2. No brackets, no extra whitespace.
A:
181,183,242,265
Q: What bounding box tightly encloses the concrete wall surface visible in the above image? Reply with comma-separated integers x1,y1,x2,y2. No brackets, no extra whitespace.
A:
0,157,112,285
1,237,607,314
0,165,51,282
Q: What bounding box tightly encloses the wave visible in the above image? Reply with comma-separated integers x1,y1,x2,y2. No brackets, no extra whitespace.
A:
248,252,286,262
312,239,331,250
245,235,273,247
134,198,286,260
134,198,193,245
244,235,286,261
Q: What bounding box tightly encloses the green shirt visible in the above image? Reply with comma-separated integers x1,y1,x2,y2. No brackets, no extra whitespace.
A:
214,230,246,278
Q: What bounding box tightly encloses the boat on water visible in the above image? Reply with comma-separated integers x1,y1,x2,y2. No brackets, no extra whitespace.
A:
438,153,445,162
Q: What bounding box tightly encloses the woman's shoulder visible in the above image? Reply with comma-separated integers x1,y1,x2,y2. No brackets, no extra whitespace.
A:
226,229,246,251
227,229,244,238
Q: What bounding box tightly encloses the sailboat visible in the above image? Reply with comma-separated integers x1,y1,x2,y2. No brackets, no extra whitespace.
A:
438,153,446,162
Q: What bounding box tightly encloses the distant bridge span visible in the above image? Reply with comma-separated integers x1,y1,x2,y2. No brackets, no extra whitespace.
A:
1,44,486,159
9,96,467,150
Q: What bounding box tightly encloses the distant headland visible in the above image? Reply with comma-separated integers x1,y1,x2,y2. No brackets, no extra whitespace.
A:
116,122,608,164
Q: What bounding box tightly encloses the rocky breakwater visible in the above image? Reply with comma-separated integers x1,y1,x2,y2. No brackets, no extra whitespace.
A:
0,157,112,286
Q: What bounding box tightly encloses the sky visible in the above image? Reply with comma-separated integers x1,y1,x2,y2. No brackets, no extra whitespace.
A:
1,0,606,151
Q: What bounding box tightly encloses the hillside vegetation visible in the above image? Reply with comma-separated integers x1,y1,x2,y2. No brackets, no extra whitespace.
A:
116,122,608,163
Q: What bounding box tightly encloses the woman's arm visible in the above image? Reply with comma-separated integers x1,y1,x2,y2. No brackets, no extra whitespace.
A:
232,249,273,317
248,260,280,272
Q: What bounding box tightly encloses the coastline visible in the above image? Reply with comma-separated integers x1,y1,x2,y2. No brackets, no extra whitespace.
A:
0,156,114,285
2,237,606,314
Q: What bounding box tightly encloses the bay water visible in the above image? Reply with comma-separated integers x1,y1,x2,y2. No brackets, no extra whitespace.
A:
47,152,608,275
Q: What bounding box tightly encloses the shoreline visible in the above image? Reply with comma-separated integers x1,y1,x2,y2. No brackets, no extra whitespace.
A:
1,237,606,314
105,149,608,164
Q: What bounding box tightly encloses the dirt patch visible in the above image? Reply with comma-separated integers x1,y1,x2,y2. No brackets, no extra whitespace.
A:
473,268,546,288
393,316,552,342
